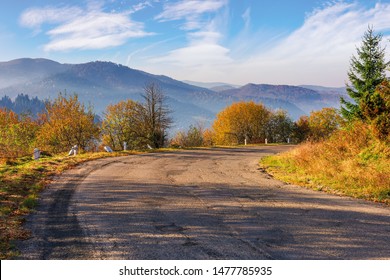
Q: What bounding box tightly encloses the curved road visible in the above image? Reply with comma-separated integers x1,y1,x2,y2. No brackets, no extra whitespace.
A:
19,146,390,259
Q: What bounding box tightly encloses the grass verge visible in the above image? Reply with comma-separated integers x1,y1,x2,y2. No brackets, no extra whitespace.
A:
261,122,390,205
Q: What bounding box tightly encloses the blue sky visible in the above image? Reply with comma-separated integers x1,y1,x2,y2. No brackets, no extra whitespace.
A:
1,0,390,86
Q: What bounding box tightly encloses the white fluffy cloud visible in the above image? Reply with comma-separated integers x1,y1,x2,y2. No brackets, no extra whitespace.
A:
20,5,152,51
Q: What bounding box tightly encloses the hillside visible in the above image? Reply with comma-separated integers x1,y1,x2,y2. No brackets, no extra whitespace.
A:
220,83,344,113
0,58,348,128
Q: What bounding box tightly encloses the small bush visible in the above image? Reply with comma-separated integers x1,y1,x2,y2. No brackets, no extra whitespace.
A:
170,125,204,148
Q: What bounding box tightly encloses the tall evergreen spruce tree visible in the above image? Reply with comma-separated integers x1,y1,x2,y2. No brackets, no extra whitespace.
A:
341,26,389,121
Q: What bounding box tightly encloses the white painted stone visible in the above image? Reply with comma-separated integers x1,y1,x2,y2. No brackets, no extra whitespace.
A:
33,148,40,160
104,146,113,153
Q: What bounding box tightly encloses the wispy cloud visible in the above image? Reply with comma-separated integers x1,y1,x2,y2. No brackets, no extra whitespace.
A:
20,4,153,51
242,7,251,31
20,6,83,31
239,2,390,85
155,0,227,30
131,1,153,13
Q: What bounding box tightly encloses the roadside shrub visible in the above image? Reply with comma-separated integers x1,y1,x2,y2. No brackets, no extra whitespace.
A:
0,108,39,159
265,110,294,143
171,125,204,147
307,107,344,142
202,128,215,147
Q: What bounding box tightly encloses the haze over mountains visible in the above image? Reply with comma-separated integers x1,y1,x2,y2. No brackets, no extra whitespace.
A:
0,58,348,129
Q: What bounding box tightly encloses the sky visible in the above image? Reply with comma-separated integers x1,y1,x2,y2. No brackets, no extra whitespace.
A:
1,0,390,87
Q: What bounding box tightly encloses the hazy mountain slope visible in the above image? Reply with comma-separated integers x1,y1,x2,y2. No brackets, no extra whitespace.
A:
0,59,217,128
299,85,346,93
183,80,241,90
0,58,346,128
299,84,349,106
0,58,70,88
210,85,237,92
220,83,345,115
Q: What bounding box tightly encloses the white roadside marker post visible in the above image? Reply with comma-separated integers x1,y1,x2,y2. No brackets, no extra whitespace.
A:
33,148,41,160
68,145,78,156
104,146,113,153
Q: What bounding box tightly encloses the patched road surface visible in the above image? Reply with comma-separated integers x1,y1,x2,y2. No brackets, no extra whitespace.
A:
18,146,390,259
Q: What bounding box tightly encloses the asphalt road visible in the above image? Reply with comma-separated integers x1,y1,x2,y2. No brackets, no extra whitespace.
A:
18,146,390,259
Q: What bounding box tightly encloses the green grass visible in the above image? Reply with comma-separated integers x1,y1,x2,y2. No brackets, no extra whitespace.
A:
261,124,390,205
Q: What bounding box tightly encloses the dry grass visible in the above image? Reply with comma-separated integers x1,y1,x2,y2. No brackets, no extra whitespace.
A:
261,122,390,205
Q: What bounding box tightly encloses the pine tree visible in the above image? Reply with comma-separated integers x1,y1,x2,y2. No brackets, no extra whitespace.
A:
341,26,389,121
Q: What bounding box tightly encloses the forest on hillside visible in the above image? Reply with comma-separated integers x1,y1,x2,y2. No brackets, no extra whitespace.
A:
0,94,45,117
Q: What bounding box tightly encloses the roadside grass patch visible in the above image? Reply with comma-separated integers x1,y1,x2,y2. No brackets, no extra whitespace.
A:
261,123,390,205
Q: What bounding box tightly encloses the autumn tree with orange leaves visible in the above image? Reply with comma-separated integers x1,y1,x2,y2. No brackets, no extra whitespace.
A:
37,93,100,153
307,107,344,142
102,99,146,150
212,101,271,145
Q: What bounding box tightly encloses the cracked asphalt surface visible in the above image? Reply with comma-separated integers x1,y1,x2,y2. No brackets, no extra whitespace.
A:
18,146,390,259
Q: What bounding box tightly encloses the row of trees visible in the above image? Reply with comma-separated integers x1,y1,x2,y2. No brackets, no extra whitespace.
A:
0,83,172,158
2,92,339,159
1,87,346,159
170,102,342,148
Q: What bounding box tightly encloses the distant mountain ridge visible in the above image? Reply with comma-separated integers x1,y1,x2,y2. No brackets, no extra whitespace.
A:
0,58,348,129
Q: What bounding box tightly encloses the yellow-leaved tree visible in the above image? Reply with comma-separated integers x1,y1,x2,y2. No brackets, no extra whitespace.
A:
212,101,271,145
37,93,100,153
0,109,39,158
308,107,344,141
102,99,145,150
